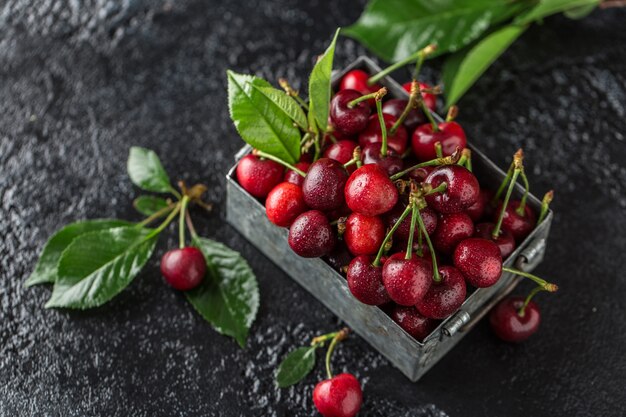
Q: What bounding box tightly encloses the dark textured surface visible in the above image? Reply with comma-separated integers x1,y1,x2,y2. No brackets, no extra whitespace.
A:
1,1,625,416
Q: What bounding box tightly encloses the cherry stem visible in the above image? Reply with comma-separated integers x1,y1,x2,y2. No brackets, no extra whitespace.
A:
446,105,458,123
424,182,447,196
493,149,523,204
344,146,362,169
416,225,423,257
434,142,443,159
492,168,521,239
405,202,419,259
538,190,554,224
253,149,306,177
144,203,182,240
347,87,386,108
457,148,472,172
185,210,199,239
516,169,530,217
169,186,182,200
323,328,350,379
502,267,559,292
368,44,437,85
373,203,412,267
178,195,190,249
376,97,388,157
421,99,439,132
390,80,419,135
416,204,440,283
137,202,177,227
390,150,460,181
278,78,309,111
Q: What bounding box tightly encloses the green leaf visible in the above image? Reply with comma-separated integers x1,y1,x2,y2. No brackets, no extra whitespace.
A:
276,346,317,388
24,219,132,287
186,237,259,348
516,0,599,24
45,226,157,309
563,3,597,19
251,85,308,131
308,28,340,133
344,0,530,62
443,25,526,107
127,147,172,193
133,195,170,216
227,71,301,164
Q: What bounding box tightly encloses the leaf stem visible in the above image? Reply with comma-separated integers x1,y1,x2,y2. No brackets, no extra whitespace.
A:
253,149,306,177
368,44,437,85
178,196,190,249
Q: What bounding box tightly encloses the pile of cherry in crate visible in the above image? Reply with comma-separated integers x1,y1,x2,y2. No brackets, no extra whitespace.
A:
235,52,557,344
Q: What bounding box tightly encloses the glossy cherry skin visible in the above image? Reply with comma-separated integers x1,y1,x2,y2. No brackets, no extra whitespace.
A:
386,205,437,243
412,121,467,162
340,69,380,96
382,98,425,130
358,113,409,155
495,200,536,242
360,142,403,176
465,188,492,222
416,266,467,319
346,256,391,305
313,373,363,417
390,305,438,341
424,165,480,213
403,81,437,111
265,182,308,227
288,210,336,258
382,252,432,306
453,238,502,288
474,222,516,258
344,213,385,256
326,241,353,272
345,164,398,216
302,158,349,211
408,165,435,182
489,296,540,342
160,247,206,291
433,212,474,255
283,161,310,187
330,89,371,135
323,140,359,173
236,154,284,199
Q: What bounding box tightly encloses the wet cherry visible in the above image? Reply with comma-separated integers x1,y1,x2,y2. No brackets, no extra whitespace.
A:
403,81,436,111
382,98,425,130
346,256,390,305
412,121,467,162
283,161,310,187
313,373,363,417
386,205,437,242
236,154,284,199
489,296,540,342
265,182,308,227
416,266,467,319
358,113,409,155
390,305,439,341
344,213,385,256
433,212,474,255
361,142,403,176
382,252,432,306
340,69,380,96
495,200,536,242
465,188,492,222
302,158,349,211
474,222,516,258
160,247,206,291
330,90,371,135
288,210,336,258
323,140,359,173
345,164,398,216
424,165,479,213
453,238,502,287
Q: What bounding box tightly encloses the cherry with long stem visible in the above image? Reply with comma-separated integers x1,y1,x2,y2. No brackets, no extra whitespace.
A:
538,190,554,224
178,195,190,249
389,80,420,135
502,267,559,293
367,44,437,85
492,154,523,240
405,201,419,260
518,286,547,317
252,149,306,177
347,88,387,108
516,168,531,217
493,149,523,204
321,328,350,379
415,198,441,283
372,89,390,157
372,203,412,267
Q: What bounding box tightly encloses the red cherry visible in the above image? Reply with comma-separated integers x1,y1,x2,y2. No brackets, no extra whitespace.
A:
382,98,425,130
344,213,385,256
346,256,391,305
265,182,308,227
358,113,409,155
453,238,502,287
416,266,467,319
433,212,474,255
489,296,540,342
386,205,437,243
474,222,516,258
323,140,359,173
302,158,349,211
390,305,438,341
465,188,492,222
382,252,432,306
288,210,336,258
345,164,398,216
160,247,206,291
403,81,437,111
236,154,284,199
340,69,380,96
360,142,403,176
330,90,371,135
313,373,363,417
424,165,479,213
411,121,467,162
283,162,310,187
495,200,536,242
408,165,435,182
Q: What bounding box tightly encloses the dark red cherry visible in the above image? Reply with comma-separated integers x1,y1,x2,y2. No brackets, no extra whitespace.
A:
283,162,310,187
326,241,353,272
330,90,371,135
411,121,467,162
325,203,352,222
358,113,409,155
495,200,536,242
386,205,437,243
403,81,437,111
345,164,398,216
453,238,502,287
390,305,438,341
382,252,432,306
323,140,359,173
489,296,540,342
313,373,363,417
361,142,403,176
340,69,380,96
408,165,435,182
465,188,492,222
236,154,284,199
160,247,206,291
265,182,308,227
288,210,336,258
302,158,349,211
346,256,391,305
344,213,385,256
474,222,516,258
416,266,467,319
382,98,425,130
433,212,474,255
424,165,479,213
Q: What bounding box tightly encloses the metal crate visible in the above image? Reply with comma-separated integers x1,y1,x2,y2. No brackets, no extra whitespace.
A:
225,56,553,382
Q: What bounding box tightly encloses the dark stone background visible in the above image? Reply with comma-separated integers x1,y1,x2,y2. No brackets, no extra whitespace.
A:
1,1,625,416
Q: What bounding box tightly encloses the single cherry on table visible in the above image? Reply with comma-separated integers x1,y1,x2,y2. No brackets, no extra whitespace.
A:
313,373,363,417
160,247,206,291
489,296,541,342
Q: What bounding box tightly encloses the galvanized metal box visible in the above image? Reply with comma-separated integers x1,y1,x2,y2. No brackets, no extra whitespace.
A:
226,57,553,382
